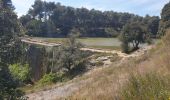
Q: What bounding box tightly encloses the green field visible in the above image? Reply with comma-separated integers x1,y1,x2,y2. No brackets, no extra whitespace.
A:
34,37,121,50
33,37,160,50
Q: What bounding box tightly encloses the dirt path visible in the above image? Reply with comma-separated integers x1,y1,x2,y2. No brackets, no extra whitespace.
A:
21,37,152,58
81,45,153,58
26,79,91,100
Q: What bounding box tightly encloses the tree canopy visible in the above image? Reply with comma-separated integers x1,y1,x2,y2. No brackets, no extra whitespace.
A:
159,1,170,35
20,0,160,38
120,22,148,53
0,0,24,99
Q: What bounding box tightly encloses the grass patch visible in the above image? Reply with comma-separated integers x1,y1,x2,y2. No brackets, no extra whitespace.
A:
87,46,121,50
95,61,104,66
119,73,170,100
110,55,122,62
33,37,121,50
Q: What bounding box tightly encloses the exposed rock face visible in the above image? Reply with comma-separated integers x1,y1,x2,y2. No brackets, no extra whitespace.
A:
27,45,47,82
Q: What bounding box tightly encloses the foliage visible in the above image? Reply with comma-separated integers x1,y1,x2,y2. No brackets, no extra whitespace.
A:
0,0,22,64
0,0,24,99
120,22,148,52
0,63,24,99
105,27,119,37
159,1,170,35
119,73,170,100
20,0,159,37
52,36,89,72
37,72,62,86
142,15,159,37
9,63,31,83
119,33,129,53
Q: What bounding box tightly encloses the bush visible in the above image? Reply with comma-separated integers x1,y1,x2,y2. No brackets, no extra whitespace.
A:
119,73,170,100
38,73,63,86
119,33,129,53
0,64,25,99
9,63,31,83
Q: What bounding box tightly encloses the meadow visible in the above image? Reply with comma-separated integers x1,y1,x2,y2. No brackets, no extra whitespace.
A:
33,37,121,50
33,37,160,51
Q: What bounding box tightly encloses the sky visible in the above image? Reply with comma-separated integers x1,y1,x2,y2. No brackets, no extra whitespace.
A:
12,0,169,17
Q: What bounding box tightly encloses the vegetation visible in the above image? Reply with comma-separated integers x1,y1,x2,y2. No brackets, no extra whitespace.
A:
119,22,149,53
0,0,24,99
1,0,170,99
9,63,31,83
159,1,170,35
50,36,91,77
67,31,170,100
0,63,24,99
37,73,63,86
119,73,170,100
20,0,160,38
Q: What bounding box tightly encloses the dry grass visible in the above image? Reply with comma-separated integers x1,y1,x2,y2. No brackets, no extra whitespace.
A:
66,31,170,100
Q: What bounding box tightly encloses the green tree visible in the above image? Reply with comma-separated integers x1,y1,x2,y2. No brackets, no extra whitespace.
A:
0,0,24,99
159,2,170,35
21,0,159,38
26,19,44,36
50,36,89,74
119,33,129,53
121,22,147,51
0,0,22,64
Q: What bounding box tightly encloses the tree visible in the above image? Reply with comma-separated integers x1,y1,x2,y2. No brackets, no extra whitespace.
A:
51,36,89,73
26,19,44,36
119,33,129,53
159,2,170,35
0,0,22,64
143,15,160,37
21,0,159,38
120,22,147,52
0,0,24,99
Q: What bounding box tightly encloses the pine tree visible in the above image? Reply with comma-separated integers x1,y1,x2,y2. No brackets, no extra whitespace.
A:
0,0,21,64
0,0,24,99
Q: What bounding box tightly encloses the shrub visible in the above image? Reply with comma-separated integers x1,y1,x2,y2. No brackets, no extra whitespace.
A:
9,63,31,83
119,33,129,53
119,73,170,100
0,64,25,99
38,73,63,86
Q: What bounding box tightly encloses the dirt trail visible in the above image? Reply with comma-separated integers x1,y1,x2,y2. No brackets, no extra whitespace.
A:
26,79,91,100
81,45,153,58
21,37,152,58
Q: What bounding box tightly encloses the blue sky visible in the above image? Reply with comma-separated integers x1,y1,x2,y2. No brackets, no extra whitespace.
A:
12,0,169,17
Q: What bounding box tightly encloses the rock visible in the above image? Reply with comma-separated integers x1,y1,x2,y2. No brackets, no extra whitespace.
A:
96,56,109,61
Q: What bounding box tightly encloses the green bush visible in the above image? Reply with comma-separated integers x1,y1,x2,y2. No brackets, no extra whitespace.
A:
9,63,30,83
119,73,170,100
38,73,63,86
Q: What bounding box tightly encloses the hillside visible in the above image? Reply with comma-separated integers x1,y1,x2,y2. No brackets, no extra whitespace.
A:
1,0,170,100
21,28,170,100
67,30,170,99
25,40,155,99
